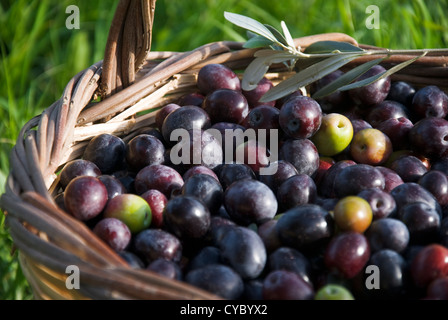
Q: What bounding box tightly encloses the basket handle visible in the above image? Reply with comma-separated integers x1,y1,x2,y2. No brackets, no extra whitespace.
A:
99,0,157,98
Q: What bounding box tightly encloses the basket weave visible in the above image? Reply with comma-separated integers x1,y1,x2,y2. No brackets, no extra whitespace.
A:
2,0,448,300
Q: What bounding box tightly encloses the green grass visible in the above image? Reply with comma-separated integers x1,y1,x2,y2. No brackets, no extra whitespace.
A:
0,0,447,300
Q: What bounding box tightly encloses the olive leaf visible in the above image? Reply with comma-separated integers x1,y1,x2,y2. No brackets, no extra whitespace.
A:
312,57,387,99
243,35,274,49
294,41,363,72
254,49,282,57
264,24,289,47
260,53,364,102
281,21,296,49
304,40,364,54
337,52,427,92
241,58,271,91
294,57,326,72
224,12,278,44
242,51,298,91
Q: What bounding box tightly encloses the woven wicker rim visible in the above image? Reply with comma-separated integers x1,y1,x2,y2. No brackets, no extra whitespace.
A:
1,0,448,300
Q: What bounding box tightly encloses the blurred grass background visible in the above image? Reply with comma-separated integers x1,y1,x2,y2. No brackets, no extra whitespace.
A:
0,0,447,300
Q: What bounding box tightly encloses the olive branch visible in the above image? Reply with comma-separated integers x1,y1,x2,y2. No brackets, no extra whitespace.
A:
224,12,445,103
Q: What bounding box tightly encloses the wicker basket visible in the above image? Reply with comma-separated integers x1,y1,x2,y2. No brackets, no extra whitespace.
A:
1,0,448,300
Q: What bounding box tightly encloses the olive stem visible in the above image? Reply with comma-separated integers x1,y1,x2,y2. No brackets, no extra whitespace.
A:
296,48,448,59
